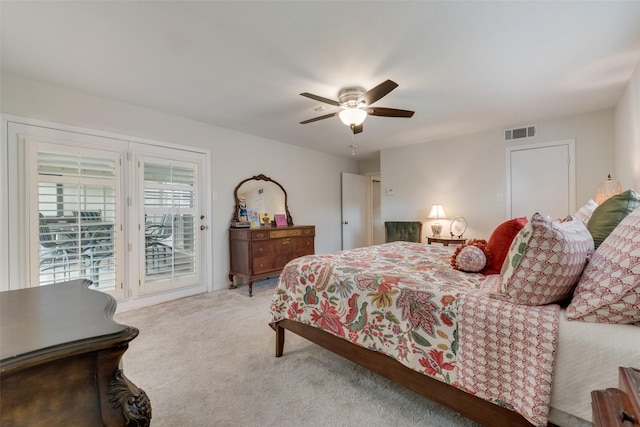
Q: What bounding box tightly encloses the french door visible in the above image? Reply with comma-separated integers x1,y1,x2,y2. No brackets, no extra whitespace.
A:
8,121,209,299
134,150,205,295
29,139,123,297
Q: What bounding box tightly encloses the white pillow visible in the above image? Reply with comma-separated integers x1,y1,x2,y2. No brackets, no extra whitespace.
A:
573,199,598,225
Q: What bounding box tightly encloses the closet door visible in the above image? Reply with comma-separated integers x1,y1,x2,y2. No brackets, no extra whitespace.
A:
507,140,575,219
134,150,206,295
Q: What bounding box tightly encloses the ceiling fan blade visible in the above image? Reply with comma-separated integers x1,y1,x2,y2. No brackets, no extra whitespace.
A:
366,107,415,118
351,123,363,134
360,80,398,106
300,92,340,107
299,112,338,124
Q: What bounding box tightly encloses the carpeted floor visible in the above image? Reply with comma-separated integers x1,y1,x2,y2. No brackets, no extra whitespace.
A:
116,279,480,427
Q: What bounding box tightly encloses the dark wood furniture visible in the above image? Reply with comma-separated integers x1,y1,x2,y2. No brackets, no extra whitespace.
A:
592,367,640,427
427,236,467,246
273,319,540,427
0,279,151,427
229,225,315,296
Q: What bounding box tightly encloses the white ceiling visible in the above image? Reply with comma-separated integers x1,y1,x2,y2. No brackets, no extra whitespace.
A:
2,1,640,160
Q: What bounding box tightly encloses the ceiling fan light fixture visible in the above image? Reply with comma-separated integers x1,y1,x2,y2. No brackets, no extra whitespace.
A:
339,108,367,127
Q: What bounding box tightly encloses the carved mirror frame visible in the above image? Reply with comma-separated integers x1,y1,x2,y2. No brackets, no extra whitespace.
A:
232,174,293,226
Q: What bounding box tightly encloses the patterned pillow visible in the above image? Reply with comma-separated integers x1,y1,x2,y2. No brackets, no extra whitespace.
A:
454,246,487,272
566,207,640,323
574,199,598,225
451,239,492,273
499,213,594,305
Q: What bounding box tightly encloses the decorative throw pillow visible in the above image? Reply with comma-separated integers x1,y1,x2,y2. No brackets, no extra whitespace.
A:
482,217,528,275
499,213,594,305
574,199,598,225
567,207,640,323
587,189,640,249
453,246,487,272
451,239,492,272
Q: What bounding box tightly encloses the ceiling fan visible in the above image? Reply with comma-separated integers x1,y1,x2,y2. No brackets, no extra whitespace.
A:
299,79,415,134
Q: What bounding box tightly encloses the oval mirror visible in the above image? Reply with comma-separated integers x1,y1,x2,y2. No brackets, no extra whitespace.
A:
231,174,292,226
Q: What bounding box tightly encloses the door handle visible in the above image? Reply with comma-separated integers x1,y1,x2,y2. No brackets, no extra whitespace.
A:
200,225,207,230
343,221,349,225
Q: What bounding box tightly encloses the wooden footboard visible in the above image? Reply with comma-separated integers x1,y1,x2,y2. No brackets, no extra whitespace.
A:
273,319,541,427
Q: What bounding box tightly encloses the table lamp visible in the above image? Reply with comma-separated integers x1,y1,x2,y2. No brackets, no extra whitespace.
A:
428,204,447,237
595,174,622,204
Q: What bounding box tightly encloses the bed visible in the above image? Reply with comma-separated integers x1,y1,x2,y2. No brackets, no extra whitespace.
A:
269,201,640,427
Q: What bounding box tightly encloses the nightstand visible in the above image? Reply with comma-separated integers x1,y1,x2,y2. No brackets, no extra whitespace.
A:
591,367,640,427
427,237,467,246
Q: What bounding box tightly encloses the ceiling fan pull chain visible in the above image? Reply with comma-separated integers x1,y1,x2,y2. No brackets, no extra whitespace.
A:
350,132,358,156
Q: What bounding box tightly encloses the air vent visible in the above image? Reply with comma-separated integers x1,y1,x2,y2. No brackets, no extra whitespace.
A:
504,125,536,141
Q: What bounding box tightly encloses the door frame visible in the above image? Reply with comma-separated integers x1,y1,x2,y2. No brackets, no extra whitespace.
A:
505,139,575,219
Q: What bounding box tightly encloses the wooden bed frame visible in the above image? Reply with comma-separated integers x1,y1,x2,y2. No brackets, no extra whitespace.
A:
274,319,560,427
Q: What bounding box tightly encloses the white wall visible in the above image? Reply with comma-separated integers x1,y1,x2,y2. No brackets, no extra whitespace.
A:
0,73,358,293
614,60,640,191
380,109,615,240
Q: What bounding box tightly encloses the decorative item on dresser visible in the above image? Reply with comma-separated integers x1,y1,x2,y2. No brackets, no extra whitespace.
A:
0,279,151,427
229,174,315,296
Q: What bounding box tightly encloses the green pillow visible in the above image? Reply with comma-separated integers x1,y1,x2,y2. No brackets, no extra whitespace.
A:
587,189,640,249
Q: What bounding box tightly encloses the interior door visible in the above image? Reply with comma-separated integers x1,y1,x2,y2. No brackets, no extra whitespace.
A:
341,172,368,250
507,140,575,219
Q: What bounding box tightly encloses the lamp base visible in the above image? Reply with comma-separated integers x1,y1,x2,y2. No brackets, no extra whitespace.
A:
431,223,442,237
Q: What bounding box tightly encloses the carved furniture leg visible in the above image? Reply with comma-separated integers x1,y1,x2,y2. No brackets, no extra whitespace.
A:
228,273,237,289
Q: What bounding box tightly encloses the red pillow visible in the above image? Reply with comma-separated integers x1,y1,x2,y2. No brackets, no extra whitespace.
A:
482,217,528,275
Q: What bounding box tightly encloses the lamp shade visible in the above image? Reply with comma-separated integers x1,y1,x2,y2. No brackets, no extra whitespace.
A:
339,108,367,126
595,174,622,204
428,204,447,219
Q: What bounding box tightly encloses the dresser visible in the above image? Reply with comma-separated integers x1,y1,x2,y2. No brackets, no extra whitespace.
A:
229,225,315,296
0,279,151,427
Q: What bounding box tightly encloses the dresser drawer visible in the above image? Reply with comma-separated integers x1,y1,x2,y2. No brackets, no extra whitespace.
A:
253,255,276,274
293,237,314,255
251,230,270,240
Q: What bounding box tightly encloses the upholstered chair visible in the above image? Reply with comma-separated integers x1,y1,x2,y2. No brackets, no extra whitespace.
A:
384,221,423,243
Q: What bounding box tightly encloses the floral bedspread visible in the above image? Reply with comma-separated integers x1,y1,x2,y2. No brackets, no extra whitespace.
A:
269,242,559,427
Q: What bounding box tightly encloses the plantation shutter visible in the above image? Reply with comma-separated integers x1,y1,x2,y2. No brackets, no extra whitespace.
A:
33,143,121,295
141,158,198,293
